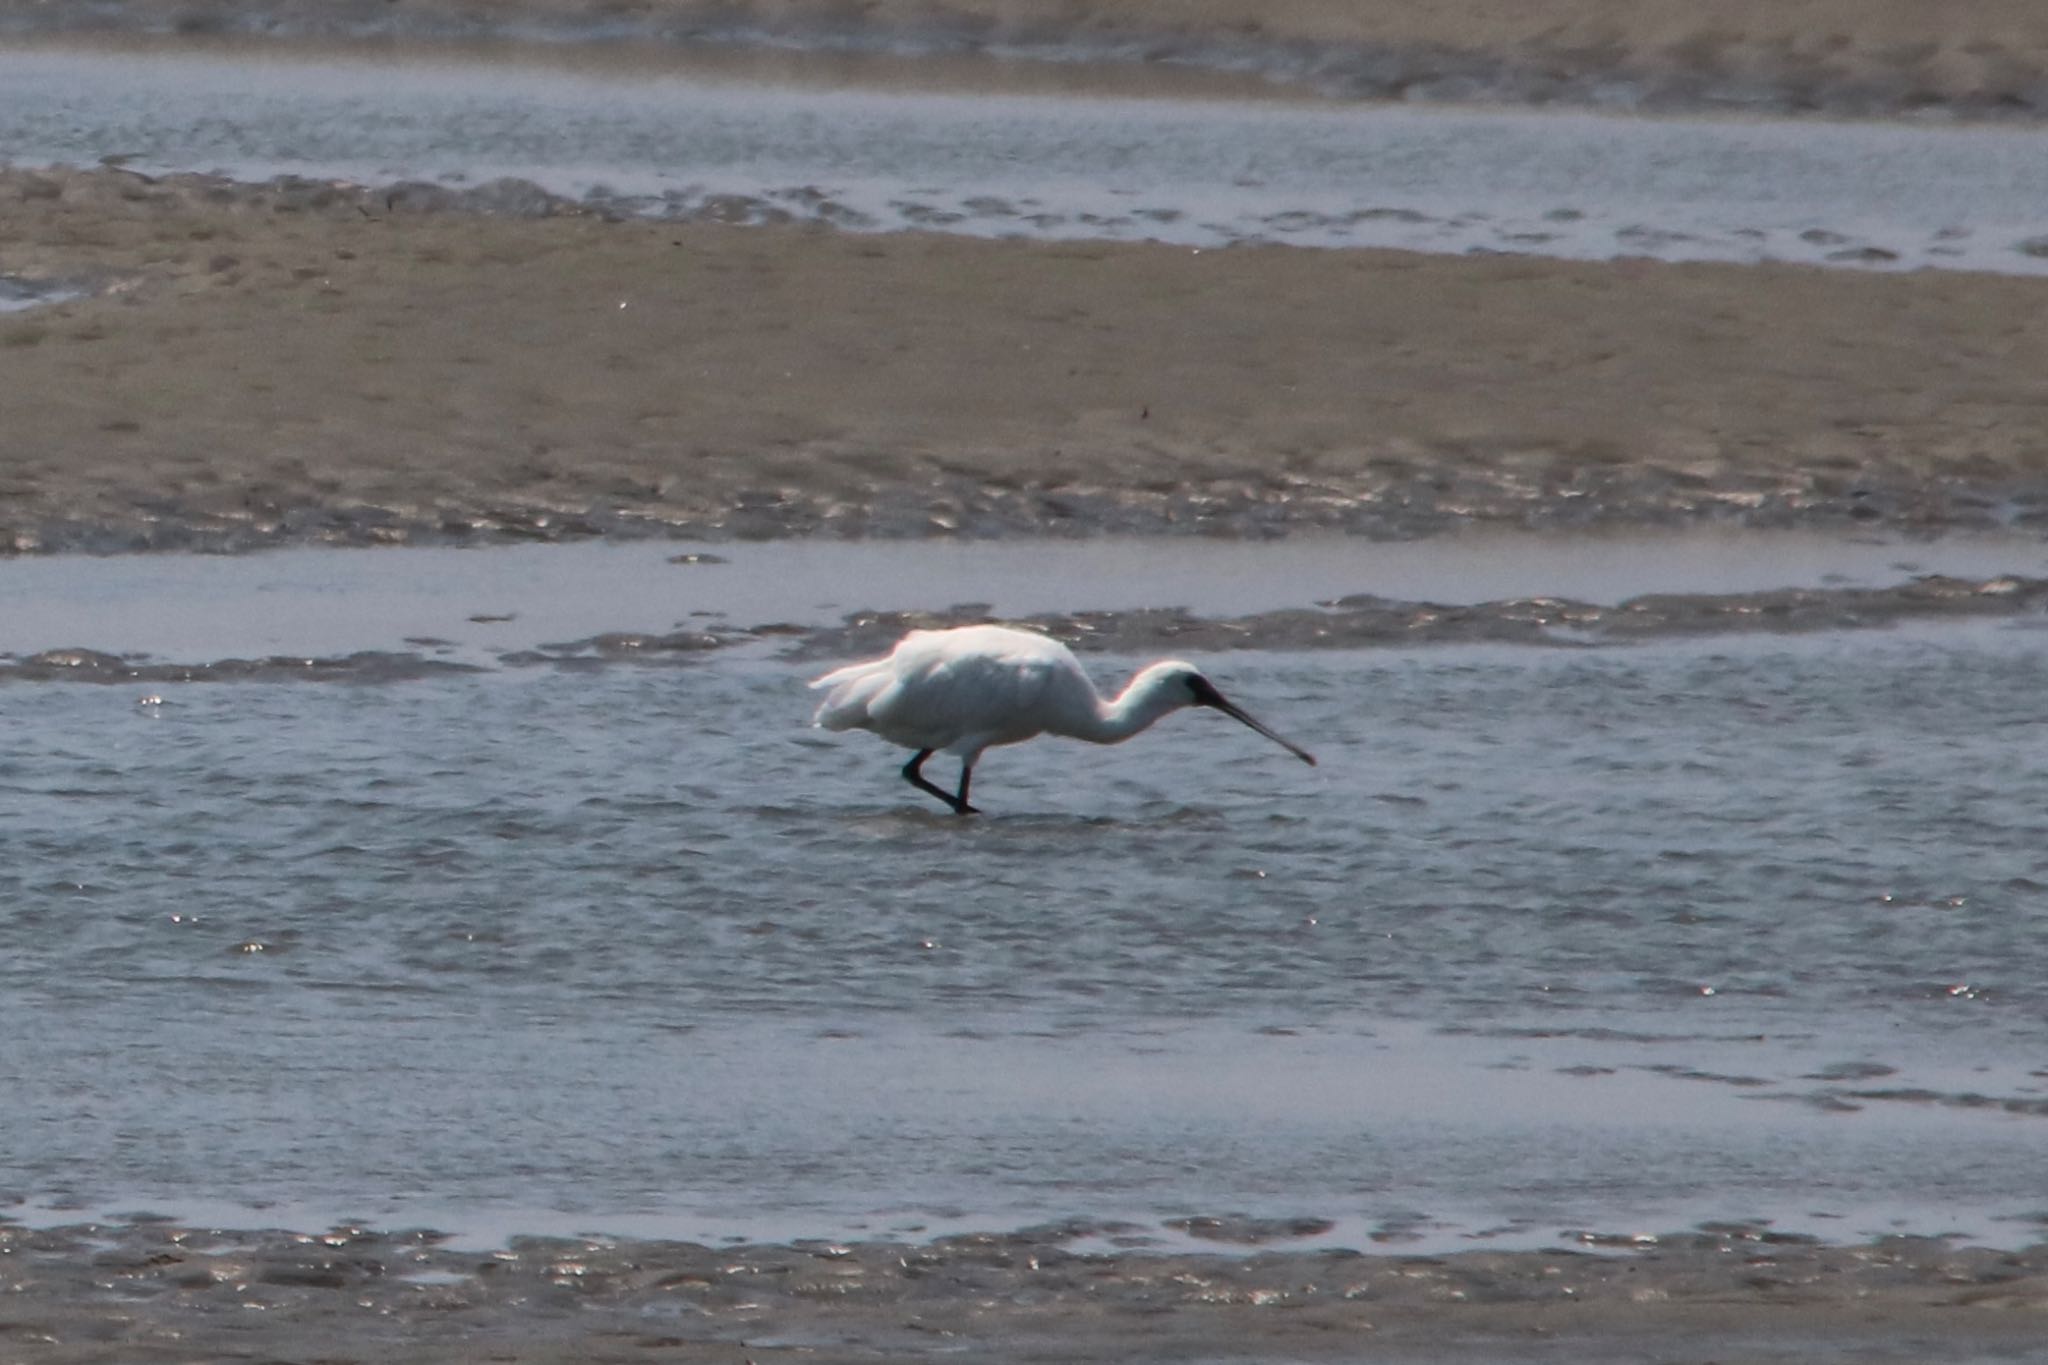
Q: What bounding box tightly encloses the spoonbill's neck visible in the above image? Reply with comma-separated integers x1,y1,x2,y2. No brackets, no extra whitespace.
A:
1070,666,1192,746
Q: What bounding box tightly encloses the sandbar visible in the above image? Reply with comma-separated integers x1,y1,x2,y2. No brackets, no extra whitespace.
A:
4,166,2048,552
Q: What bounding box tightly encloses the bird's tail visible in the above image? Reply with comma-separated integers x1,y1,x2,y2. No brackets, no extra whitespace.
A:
808,659,895,731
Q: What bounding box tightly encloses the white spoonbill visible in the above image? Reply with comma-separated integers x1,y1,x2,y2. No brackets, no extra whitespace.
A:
809,624,1316,814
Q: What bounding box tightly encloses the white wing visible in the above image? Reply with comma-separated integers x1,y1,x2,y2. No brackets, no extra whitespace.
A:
811,626,1083,754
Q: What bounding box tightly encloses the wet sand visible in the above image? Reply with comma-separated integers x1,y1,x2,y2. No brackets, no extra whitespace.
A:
8,0,2048,117
6,165,2048,552
5,1216,2047,1364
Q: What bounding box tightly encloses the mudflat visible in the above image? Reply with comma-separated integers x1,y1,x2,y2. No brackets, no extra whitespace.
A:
5,166,2048,550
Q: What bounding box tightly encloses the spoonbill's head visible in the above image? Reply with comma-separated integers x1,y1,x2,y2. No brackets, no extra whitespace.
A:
1167,665,1317,767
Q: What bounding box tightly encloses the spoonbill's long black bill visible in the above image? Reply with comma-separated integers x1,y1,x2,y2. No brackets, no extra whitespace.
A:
1198,684,1317,766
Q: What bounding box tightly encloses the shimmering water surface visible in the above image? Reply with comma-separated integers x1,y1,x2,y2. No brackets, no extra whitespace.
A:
9,40,2048,272
4,540,2047,1250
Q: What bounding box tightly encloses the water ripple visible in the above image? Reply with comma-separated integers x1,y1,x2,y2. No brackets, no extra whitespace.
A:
3,634,2048,1237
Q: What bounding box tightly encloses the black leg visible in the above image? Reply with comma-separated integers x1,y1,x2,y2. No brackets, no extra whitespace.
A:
955,760,979,815
902,749,980,815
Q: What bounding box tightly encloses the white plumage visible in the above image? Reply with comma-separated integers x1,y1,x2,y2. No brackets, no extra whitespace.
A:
810,624,1314,814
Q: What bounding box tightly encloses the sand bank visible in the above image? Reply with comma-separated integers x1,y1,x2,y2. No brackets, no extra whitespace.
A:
4,166,2048,552
6,0,2048,118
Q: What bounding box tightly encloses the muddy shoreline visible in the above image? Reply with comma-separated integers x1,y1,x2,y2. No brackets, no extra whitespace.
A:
6,164,2048,556
4,1216,2046,1364
8,0,2048,121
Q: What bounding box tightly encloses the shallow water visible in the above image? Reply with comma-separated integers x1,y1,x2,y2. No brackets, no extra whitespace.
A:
6,531,2047,666
4,542,2048,1250
8,40,2048,272
0,274,85,312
